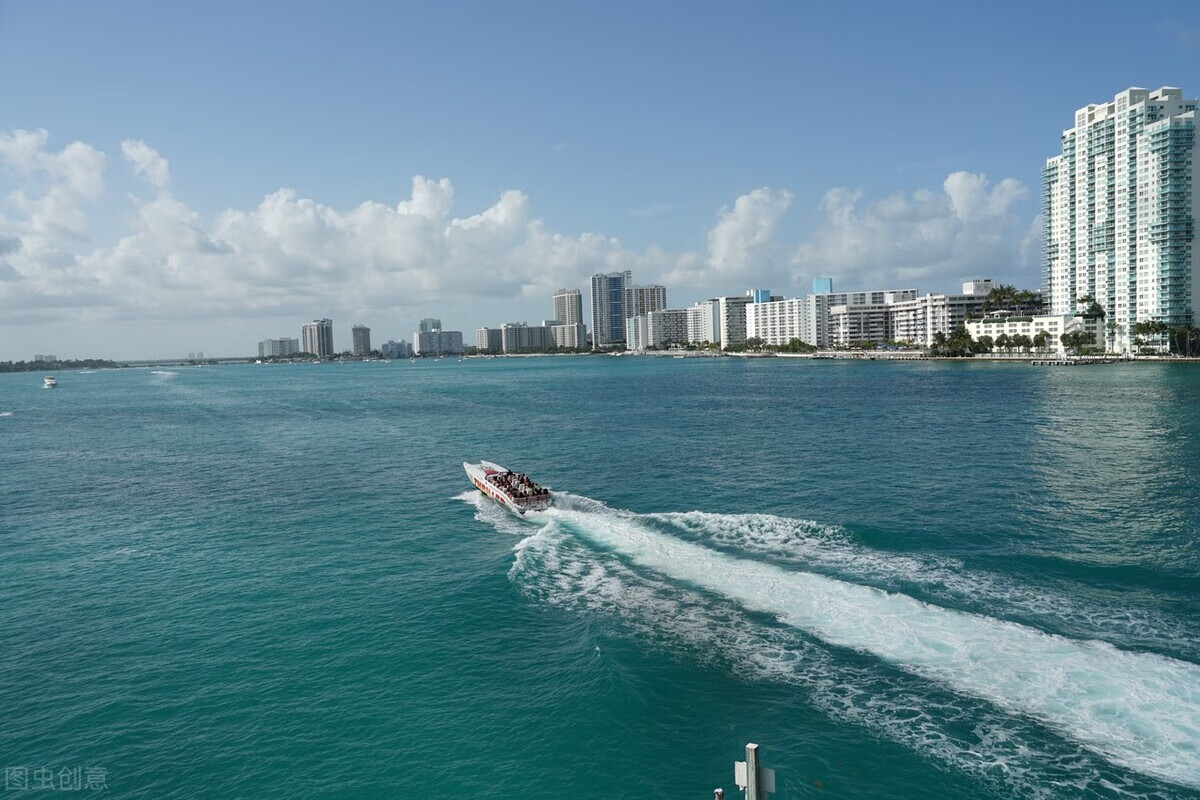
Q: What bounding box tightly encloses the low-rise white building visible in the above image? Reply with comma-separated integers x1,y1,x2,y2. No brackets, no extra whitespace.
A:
964,314,1102,356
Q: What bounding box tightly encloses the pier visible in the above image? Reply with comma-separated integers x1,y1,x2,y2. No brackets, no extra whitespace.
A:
1031,357,1124,366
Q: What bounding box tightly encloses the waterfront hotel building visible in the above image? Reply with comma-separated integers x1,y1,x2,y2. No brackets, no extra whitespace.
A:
590,271,667,349
301,319,334,358
1043,87,1198,352
258,337,299,358
351,324,371,357
590,271,631,349
551,288,587,349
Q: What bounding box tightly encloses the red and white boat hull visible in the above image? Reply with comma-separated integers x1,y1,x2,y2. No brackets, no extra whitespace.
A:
463,460,551,515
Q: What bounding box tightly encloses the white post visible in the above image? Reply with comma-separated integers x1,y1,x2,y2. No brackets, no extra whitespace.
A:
745,743,760,800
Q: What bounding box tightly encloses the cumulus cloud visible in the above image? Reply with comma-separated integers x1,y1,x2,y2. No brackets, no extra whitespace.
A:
0,128,106,240
0,129,1038,343
663,187,793,293
792,171,1034,289
708,188,794,272
121,139,171,191
0,134,686,324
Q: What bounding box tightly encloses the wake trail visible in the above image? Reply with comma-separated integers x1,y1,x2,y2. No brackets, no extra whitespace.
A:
536,499,1200,792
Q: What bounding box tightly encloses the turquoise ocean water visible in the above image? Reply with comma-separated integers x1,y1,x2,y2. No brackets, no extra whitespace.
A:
2,357,1198,799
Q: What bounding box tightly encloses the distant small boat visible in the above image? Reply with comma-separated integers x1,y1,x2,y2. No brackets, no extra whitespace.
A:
42,376,56,388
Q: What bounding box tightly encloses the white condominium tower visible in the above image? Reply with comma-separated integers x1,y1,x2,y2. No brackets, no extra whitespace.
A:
627,283,667,318
1043,86,1198,352
551,288,587,349
553,289,584,326
301,318,334,357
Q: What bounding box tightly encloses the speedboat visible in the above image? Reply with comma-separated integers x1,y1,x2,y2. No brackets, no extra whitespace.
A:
464,460,551,515
43,376,56,388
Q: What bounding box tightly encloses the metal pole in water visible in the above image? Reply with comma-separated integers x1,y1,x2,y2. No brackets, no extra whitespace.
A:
745,743,760,800
734,743,775,799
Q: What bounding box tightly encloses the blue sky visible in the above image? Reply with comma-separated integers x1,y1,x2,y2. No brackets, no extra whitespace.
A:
1,0,1198,359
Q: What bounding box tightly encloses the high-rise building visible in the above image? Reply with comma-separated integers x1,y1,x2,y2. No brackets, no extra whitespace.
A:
351,324,371,357
590,271,631,349
688,300,722,345
646,309,690,349
549,288,586,350
500,322,555,354
813,277,834,294
258,337,300,357
1044,86,1198,353
553,289,584,326
380,339,413,359
475,327,504,353
717,296,754,349
413,320,464,355
626,284,667,319
301,318,334,357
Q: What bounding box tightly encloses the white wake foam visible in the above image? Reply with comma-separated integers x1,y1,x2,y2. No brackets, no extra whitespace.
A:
538,502,1200,791
459,490,1200,791
656,509,1197,660
504,512,1091,797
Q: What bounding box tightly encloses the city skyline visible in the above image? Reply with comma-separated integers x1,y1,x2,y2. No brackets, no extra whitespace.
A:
2,2,1198,359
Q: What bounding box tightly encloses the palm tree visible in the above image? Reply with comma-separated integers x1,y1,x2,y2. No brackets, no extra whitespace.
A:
1132,320,1168,354
1187,327,1200,358
1105,320,1118,353
946,325,974,357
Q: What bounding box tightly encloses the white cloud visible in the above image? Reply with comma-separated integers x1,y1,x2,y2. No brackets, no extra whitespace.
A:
662,187,794,293
121,139,171,191
792,171,1034,289
0,128,106,240
396,176,454,219
707,188,793,274
0,135,690,325
0,130,1040,354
